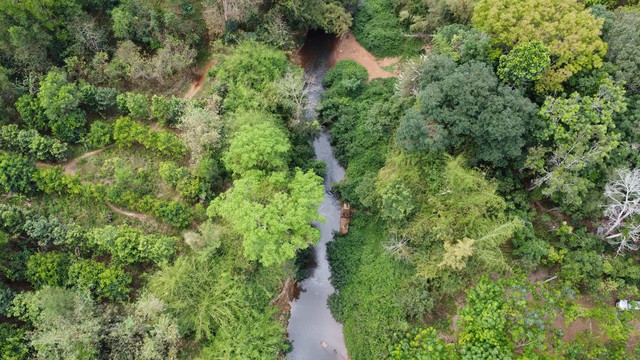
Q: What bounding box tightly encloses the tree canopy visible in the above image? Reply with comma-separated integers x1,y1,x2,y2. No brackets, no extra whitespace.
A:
396,55,537,167
473,0,606,92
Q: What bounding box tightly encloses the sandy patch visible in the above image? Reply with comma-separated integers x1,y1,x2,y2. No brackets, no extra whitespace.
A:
332,32,399,80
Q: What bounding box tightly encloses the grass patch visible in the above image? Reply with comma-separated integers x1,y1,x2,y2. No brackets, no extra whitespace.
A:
327,214,412,358
353,0,423,58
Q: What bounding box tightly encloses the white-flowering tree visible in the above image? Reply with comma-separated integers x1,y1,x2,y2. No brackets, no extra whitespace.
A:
177,99,223,165
603,168,640,255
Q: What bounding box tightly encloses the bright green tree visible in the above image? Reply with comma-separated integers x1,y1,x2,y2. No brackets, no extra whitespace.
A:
497,40,551,87
473,0,606,93
208,169,324,267
223,121,291,176
526,78,626,209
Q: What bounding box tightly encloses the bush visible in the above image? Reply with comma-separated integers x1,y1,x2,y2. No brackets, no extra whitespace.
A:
116,92,150,119
113,117,187,158
26,252,72,288
89,225,177,265
0,125,68,162
0,153,36,194
67,259,131,301
154,201,193,228
79,83,119,114
352,0,422,57
23,215,68,248
86,120,113,148
151,95,185,126
323,60,369,89
0,324,29,360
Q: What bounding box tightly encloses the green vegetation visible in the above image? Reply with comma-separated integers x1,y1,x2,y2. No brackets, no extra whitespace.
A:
322,0,640,354
1,0,640,358
353,0,423,57
0,1,348,357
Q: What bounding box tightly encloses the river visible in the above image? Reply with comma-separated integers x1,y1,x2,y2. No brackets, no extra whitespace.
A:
286,31,349,360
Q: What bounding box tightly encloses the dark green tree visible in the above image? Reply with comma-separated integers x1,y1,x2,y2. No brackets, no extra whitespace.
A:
396,55,537,167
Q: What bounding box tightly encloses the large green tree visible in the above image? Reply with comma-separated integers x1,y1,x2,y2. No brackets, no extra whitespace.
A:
223,121,291,176
473,0,606,93
526,78,627,209
208,169,324,267
396,55,537,167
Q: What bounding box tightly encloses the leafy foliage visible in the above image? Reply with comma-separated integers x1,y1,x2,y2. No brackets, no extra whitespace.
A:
432,24,492,64
526,79,626,210
497,40,551,87
12,287,102,360
390,327,452,359
473,0,607,92
353,0,422,57
89,225,177,265
209,169,324,267
604,7,640,94
396,55,537,167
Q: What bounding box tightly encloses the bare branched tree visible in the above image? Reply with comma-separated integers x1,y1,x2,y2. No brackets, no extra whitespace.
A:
603,168,640,255
178,97,223,165
276,69,320,126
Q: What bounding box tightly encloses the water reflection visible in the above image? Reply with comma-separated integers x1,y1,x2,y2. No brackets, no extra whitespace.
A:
286,31,348,360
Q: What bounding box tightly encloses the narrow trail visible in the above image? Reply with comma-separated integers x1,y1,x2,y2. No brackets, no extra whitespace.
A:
63,144,114,175
183,59,217,100
105,200,155,223
35,145,114,175
332,32,398,80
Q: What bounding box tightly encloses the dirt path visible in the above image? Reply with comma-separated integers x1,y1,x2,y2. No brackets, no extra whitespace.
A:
332,32,399,80
105,200,155,223
35,145,114,175
183,59,217,100
63,145,114,175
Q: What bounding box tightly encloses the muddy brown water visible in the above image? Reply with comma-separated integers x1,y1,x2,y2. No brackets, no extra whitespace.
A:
286,30,348,360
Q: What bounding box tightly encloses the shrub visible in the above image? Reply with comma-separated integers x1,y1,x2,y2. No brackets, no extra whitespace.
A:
86,120,113,148
116,92,150,119
113,117,187,158
154,201,193,228
67,259,131,301
0,125,68,162
352,0,422,57
89,225,177,264
151,95,185,126
0,153,36,194
26,252,72,288
23,215,68,248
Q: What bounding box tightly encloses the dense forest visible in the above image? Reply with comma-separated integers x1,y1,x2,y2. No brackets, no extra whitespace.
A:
1,0,640,359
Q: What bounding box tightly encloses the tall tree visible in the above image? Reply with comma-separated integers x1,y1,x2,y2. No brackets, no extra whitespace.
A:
208,169,324,267
526,79,627,209
396,55,537,167
11,287,102,360
604,7,640,95
473,0,606,93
